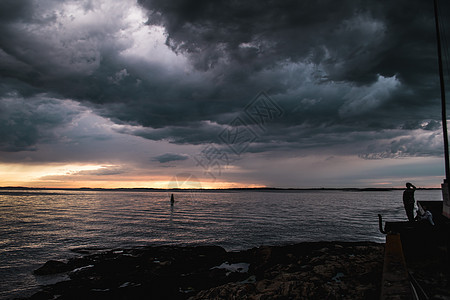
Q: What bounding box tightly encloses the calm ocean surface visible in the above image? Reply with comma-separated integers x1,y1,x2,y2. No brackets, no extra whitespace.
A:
0,189,442,299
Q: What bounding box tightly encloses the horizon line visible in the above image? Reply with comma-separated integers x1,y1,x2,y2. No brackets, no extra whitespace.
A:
0,186,442,191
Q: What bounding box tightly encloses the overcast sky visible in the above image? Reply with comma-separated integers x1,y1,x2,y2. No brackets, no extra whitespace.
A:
0,0,449,188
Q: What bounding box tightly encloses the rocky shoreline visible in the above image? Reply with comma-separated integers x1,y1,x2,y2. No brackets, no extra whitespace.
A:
16,241,385,300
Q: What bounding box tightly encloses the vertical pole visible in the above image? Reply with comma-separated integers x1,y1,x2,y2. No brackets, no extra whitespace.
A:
434,0,450,181
434,0,450,218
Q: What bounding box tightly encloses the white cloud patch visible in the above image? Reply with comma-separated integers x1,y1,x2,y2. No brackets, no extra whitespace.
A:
108,68,129,84
339,75,401,117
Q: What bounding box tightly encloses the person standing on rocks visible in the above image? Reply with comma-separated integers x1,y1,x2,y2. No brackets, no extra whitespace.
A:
403,182,416,222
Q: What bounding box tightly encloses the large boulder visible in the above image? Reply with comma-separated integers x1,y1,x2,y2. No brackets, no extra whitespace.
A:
34,260,71,275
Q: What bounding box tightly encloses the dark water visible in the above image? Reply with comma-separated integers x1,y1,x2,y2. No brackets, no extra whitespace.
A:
0,189,441,299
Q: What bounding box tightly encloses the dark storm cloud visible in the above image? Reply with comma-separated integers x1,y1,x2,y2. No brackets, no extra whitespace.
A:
140,0,381,79
153,153,189,163
0,0,448,159
0,0,32,23
114,119,225,145
0,95,83,151
139,0,441,84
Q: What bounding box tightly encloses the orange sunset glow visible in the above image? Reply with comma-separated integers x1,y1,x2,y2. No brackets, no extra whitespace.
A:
0,163,265,189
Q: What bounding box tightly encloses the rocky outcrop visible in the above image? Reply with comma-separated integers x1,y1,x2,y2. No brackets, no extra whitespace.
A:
192,243,384,300
33,260,71,275
22,242,384,300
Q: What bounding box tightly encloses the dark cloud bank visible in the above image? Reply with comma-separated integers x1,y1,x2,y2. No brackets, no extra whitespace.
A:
0,0,449,161
153,153,189,163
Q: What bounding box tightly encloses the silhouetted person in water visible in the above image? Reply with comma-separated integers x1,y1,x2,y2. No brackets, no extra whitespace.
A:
403,182,416,222
170,193,174,206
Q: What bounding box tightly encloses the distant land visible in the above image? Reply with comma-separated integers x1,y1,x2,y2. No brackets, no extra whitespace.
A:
0,186,442,192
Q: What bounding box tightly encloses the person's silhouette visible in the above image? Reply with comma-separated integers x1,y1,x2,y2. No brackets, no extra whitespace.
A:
170,193,175,206
403,182,416,222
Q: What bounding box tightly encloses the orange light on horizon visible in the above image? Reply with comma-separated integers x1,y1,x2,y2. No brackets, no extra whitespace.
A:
0,163,105,186
0,163,266,189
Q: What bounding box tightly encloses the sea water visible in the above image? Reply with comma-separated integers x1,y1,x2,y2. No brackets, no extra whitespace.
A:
0,189,442,299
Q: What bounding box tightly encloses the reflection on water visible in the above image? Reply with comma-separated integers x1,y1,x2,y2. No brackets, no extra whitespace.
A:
169,202,174,225
0,189,442,299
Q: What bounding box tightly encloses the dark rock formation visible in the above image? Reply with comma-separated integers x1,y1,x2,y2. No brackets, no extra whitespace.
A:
22,242,385,300
193,243,384,299
33,260,71,275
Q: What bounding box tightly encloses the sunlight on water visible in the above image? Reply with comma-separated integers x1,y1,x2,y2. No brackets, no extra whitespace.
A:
0,189,442,299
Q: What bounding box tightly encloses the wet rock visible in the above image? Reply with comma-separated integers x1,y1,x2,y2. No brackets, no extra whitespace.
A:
313,264,334,278
27,242,386,300
190,242,385,300
33,260,71,275
28,290,54,300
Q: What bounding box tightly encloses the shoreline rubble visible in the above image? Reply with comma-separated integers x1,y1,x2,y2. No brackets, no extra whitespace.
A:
18,241,385,300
